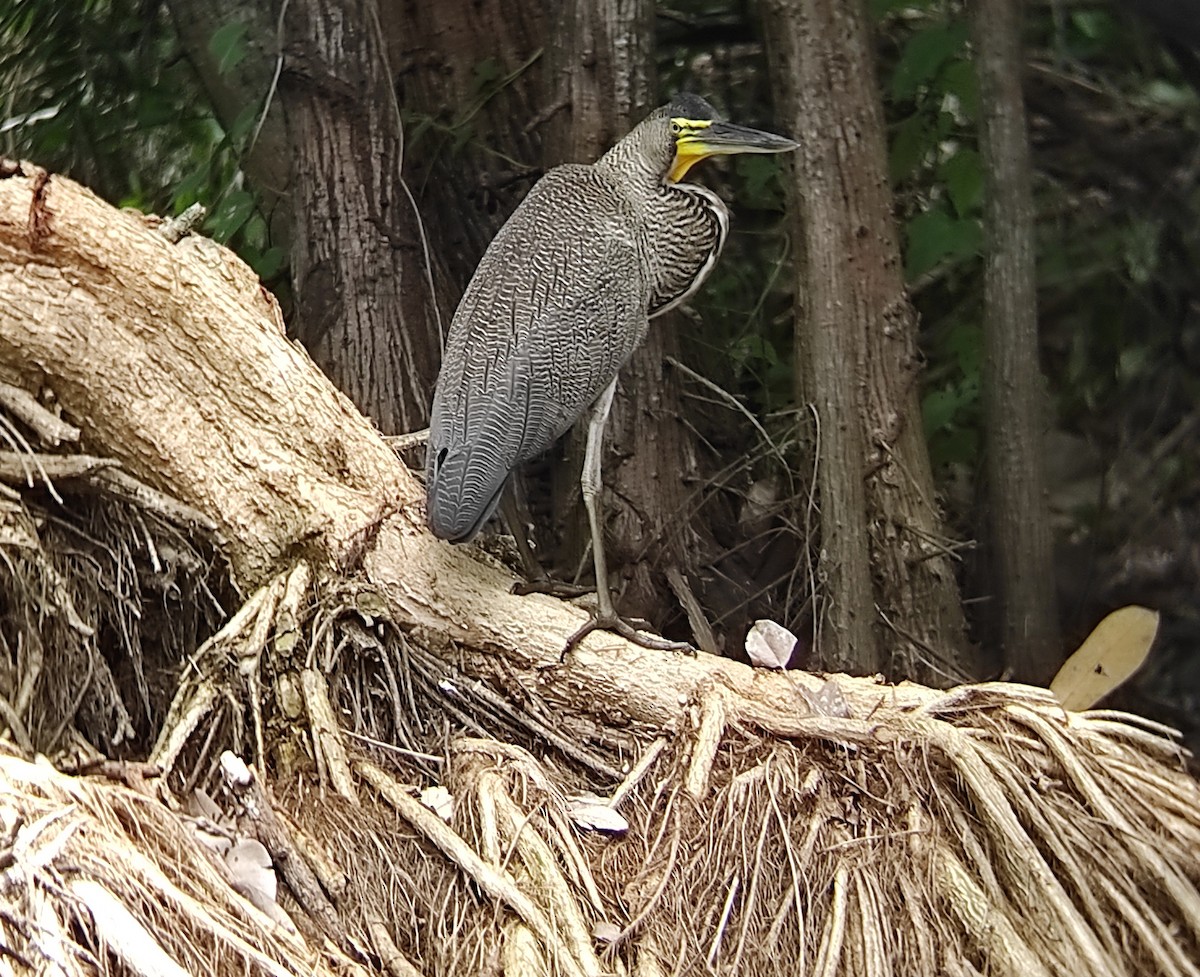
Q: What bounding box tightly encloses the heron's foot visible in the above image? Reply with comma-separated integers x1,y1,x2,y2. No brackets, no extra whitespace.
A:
562,612,694,659
511,576,593,599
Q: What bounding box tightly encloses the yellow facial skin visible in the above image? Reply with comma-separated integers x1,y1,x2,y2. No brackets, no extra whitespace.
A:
666,115,799,183
667,118,714,183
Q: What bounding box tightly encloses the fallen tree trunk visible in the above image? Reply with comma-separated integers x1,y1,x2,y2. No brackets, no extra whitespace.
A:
3,162,1200,977
0,160,896,734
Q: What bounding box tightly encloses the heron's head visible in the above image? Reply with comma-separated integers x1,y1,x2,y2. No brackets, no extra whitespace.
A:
658,93,799,183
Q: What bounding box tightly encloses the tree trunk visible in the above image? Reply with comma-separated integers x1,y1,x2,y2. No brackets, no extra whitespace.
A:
380,0,549,292
276,0,443,435
972,0,1062,684
762,0,976,684
167,0,550,435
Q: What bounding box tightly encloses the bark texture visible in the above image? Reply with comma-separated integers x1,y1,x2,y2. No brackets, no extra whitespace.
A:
280,0,443,434
972,0,1062,683
0,166,411,585
762,0,975,683
168,0,550,434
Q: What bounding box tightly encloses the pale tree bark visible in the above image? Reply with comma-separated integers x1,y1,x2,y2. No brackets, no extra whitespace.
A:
0,163,898,736
972,0,1062,684
761,0,977,684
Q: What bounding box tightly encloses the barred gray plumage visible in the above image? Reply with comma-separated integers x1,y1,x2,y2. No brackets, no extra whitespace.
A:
424,93,796,647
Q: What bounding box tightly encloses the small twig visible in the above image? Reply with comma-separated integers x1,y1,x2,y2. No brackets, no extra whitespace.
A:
665,567,719,655
220,753,356,955
609,737,668,810
158,203,207,243
246,0,289,163
452,669,623,781
684,690,726,802
385,429,430,452
301,667,360,804
902,522,976,565
664,355,791,474
91,468,219,536
0,694,33,754
359,759,588,977
342,728,444,764
523,94,570,135
0,414,61,502
0,451,116,486
612,820,681,947
0,382,79,446
706,874,740,967
365,909,429,977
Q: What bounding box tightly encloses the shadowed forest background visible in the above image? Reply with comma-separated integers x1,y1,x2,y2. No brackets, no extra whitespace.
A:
2,0,1198,735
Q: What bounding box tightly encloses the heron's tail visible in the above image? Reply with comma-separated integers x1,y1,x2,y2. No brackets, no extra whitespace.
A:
425,442,507,543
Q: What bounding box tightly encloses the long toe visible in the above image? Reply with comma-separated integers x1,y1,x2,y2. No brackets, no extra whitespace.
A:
562,612,693,658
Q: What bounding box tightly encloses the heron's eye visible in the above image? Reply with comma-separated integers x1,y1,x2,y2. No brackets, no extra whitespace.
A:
670,120,682,135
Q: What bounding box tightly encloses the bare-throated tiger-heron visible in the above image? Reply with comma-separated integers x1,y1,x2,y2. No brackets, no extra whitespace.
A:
426,93,798,650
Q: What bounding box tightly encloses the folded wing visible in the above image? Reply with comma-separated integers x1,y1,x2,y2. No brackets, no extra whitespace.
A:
426,166,651,541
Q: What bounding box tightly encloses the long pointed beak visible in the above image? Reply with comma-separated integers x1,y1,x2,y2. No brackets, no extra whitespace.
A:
669,122,799,182
696,121,800,155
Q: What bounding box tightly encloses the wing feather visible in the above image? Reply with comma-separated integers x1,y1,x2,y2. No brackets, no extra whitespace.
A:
426,165,650,541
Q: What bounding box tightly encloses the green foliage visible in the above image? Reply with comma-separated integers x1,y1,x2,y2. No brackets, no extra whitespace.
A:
890,22,967,102
905,205,981,280
874,0,1200,567
921,316,982,467
1,1,284,285
873,7,987,469
208,21,249,75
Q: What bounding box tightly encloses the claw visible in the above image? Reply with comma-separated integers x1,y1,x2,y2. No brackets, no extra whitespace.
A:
511,577,594,599
562,613,693,659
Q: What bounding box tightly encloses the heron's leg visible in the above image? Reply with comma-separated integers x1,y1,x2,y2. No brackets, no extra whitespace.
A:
565,380,691,655
581,380,618,619
503,484,593,598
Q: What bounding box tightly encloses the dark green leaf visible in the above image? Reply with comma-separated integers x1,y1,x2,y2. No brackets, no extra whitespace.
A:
251,247,287,280
930,426,979,466
889,114,931,182
891,23,968,102
940,60,979,121
946,321,983,377
939,149,984,216
228,103,259,144
922,387,961,436
207,190,256,243
209,21,248,76
472,57,502,92
735,155,786,210
172,165,211,211
905,208,982,279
